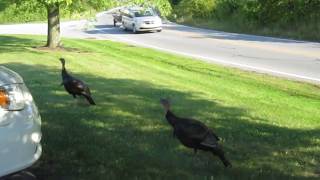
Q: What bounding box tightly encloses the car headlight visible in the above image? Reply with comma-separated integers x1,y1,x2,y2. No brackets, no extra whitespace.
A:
0,84,26,111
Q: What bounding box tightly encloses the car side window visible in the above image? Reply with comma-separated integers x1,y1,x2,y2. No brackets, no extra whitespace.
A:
121,10,130,18
145,11,152,16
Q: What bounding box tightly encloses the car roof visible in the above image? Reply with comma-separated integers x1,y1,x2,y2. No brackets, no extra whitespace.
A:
127,6,152,12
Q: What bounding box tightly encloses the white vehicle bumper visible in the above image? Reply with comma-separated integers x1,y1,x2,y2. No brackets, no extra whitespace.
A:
0,98,42,177
136,24,162,32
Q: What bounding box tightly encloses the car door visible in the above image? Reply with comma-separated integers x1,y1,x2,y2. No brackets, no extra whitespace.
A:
126,12,134,30
121,11,130,29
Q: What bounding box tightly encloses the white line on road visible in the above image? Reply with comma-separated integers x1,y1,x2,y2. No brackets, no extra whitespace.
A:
96,28,320,84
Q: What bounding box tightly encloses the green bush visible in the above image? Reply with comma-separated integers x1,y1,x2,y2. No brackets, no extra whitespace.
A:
173,0,320,26
0,0,46,23
0,0,115,24
171,0,320,41
175,0,216,19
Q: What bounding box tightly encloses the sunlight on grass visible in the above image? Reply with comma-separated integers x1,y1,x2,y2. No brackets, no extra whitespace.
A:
0,35,319,180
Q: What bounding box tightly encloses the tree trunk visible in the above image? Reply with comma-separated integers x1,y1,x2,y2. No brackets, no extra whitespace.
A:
46,3,61,48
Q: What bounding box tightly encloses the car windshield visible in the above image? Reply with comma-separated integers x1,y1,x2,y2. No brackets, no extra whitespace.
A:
133,9,155,17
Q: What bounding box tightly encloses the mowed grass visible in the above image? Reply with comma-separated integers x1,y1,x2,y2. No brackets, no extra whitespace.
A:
0,35,319,180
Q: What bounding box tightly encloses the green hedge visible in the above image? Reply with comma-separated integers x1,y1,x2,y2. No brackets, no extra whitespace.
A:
174,0,320,25
172,0,320,41
0,0,46,23
0,0,115,24
0,0,172,24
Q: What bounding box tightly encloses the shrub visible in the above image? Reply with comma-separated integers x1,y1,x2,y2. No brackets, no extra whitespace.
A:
175,0,216,19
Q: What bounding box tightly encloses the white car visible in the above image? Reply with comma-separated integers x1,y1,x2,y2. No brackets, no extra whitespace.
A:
0,66,42,178
121,7,162,33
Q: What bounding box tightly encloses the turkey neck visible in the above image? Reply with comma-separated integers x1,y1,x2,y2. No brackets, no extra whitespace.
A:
61,64,70,79
165,110,179,126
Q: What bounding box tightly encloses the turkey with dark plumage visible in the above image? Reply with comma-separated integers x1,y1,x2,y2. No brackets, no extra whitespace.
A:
160,98,231,167
59,58,96,105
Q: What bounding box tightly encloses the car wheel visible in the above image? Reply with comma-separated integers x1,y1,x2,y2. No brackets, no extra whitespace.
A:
122,22,127,31
157,29,162,32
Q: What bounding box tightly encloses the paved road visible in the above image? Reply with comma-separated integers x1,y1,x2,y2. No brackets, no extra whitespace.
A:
1,11,320,84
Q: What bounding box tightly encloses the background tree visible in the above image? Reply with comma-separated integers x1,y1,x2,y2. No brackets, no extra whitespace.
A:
38,0,115,48
0,0,170,48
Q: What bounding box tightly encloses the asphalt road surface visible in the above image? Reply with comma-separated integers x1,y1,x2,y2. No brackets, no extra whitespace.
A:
1,11,320,84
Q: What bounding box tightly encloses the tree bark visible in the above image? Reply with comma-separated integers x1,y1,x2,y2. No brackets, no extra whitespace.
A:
46,3,61,48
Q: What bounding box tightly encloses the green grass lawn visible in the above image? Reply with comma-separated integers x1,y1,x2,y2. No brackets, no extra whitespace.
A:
0,35,319,180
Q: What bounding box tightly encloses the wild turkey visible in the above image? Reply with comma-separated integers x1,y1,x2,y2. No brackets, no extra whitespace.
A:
160,98,231,167
59,58,96,105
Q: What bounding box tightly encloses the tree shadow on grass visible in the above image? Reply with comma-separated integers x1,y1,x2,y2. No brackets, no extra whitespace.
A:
2,62,319,180
0,36,89,55
0,36,47,54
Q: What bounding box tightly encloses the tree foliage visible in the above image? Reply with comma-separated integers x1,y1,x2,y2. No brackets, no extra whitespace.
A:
0,0,115,24
0,0,46,23
174,0,216,19
170,0,320,40
38,0,115,12
0,0,172,23
172,0,320,26
117,0,172,17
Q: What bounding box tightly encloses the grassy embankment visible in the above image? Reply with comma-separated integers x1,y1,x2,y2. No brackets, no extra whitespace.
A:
170,0,320,42
0,35,319,179
174,17,320,42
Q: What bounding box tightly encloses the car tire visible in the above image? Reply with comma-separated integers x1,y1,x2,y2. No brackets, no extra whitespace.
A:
122,22,127,31
157,29,162,32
